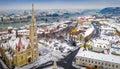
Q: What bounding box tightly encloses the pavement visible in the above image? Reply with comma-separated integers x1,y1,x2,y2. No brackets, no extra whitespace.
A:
36,47,80,69
0,58,9,69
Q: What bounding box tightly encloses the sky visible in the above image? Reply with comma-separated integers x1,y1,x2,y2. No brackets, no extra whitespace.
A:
0,0,120,10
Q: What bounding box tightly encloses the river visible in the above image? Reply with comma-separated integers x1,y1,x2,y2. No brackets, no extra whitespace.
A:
0,14,83,29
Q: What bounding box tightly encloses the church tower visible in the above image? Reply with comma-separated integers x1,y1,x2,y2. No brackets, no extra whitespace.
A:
29,4,39,62
29,4,37,48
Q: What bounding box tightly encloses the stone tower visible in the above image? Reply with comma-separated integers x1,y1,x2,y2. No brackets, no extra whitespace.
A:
29,4,37,48
53,58,58,69
29,4,39,62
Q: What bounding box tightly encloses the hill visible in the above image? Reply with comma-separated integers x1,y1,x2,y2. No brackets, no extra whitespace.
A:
99,7,120,16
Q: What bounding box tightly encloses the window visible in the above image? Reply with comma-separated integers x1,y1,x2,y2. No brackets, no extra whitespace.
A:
112,65,114,67
83,63,85,65
104,46,106,48
85,60,87,62
98,62,100,64
89,60,90,63
95,61,97,64
92,61,93,63
11,61,14,65
82,59,84,61
28,52,31,56
109,64,111,66
34,50,36,53
116,65,118,68
21,56,23,60
105,63,107,66
102,63,103,65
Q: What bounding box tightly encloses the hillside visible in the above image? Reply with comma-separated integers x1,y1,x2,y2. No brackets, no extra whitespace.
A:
99,7,120,16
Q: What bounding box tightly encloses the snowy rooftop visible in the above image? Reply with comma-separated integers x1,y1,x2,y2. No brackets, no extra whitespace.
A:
0,31,8,34
116,26,120,32
76,50,120,64
100,36,120,43
92,39,110,45
84,26,94,37
8,26,13,29
18,29,29,32
0,43,9,49
101,27,115,31
9,36,29,52
91,39,111,49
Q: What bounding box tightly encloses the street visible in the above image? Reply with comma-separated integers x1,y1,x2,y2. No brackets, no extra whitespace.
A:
91,21,101,38
36,47,80,69
0,57,9,69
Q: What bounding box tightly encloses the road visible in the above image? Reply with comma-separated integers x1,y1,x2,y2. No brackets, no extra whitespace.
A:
36,47,80,69
91,21,101,38
0,62,4,69
36,21,100,69
0,57,9,69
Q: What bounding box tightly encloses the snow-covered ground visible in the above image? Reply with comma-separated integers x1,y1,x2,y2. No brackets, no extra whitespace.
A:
39,39,76,55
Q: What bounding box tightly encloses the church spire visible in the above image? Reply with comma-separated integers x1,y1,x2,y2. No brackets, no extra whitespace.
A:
32,3,34,18
29,4,37,48
30,3,36,24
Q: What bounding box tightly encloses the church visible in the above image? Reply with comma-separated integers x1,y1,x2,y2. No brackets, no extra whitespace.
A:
0,4,39,68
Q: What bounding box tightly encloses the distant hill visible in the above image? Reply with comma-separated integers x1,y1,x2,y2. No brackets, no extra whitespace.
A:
81,9,100,15
99,7,120,16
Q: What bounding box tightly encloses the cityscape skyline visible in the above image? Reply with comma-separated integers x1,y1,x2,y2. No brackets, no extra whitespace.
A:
0,1,120,69
0,0,120,10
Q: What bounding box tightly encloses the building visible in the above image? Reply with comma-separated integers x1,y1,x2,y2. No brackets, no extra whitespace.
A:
20,16,28,21
13,16,21,22
3,17,11,23
90,39,111,53
83,26,94,41
0,4,39,68
17,29,29,36
75,50,120,69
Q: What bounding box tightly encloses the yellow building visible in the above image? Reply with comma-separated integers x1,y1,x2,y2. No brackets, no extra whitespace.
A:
3,17,10,22
0,4,39,68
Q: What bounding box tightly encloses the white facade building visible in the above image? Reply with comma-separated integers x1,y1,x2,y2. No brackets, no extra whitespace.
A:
90,39,111,52
75,50,120,69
